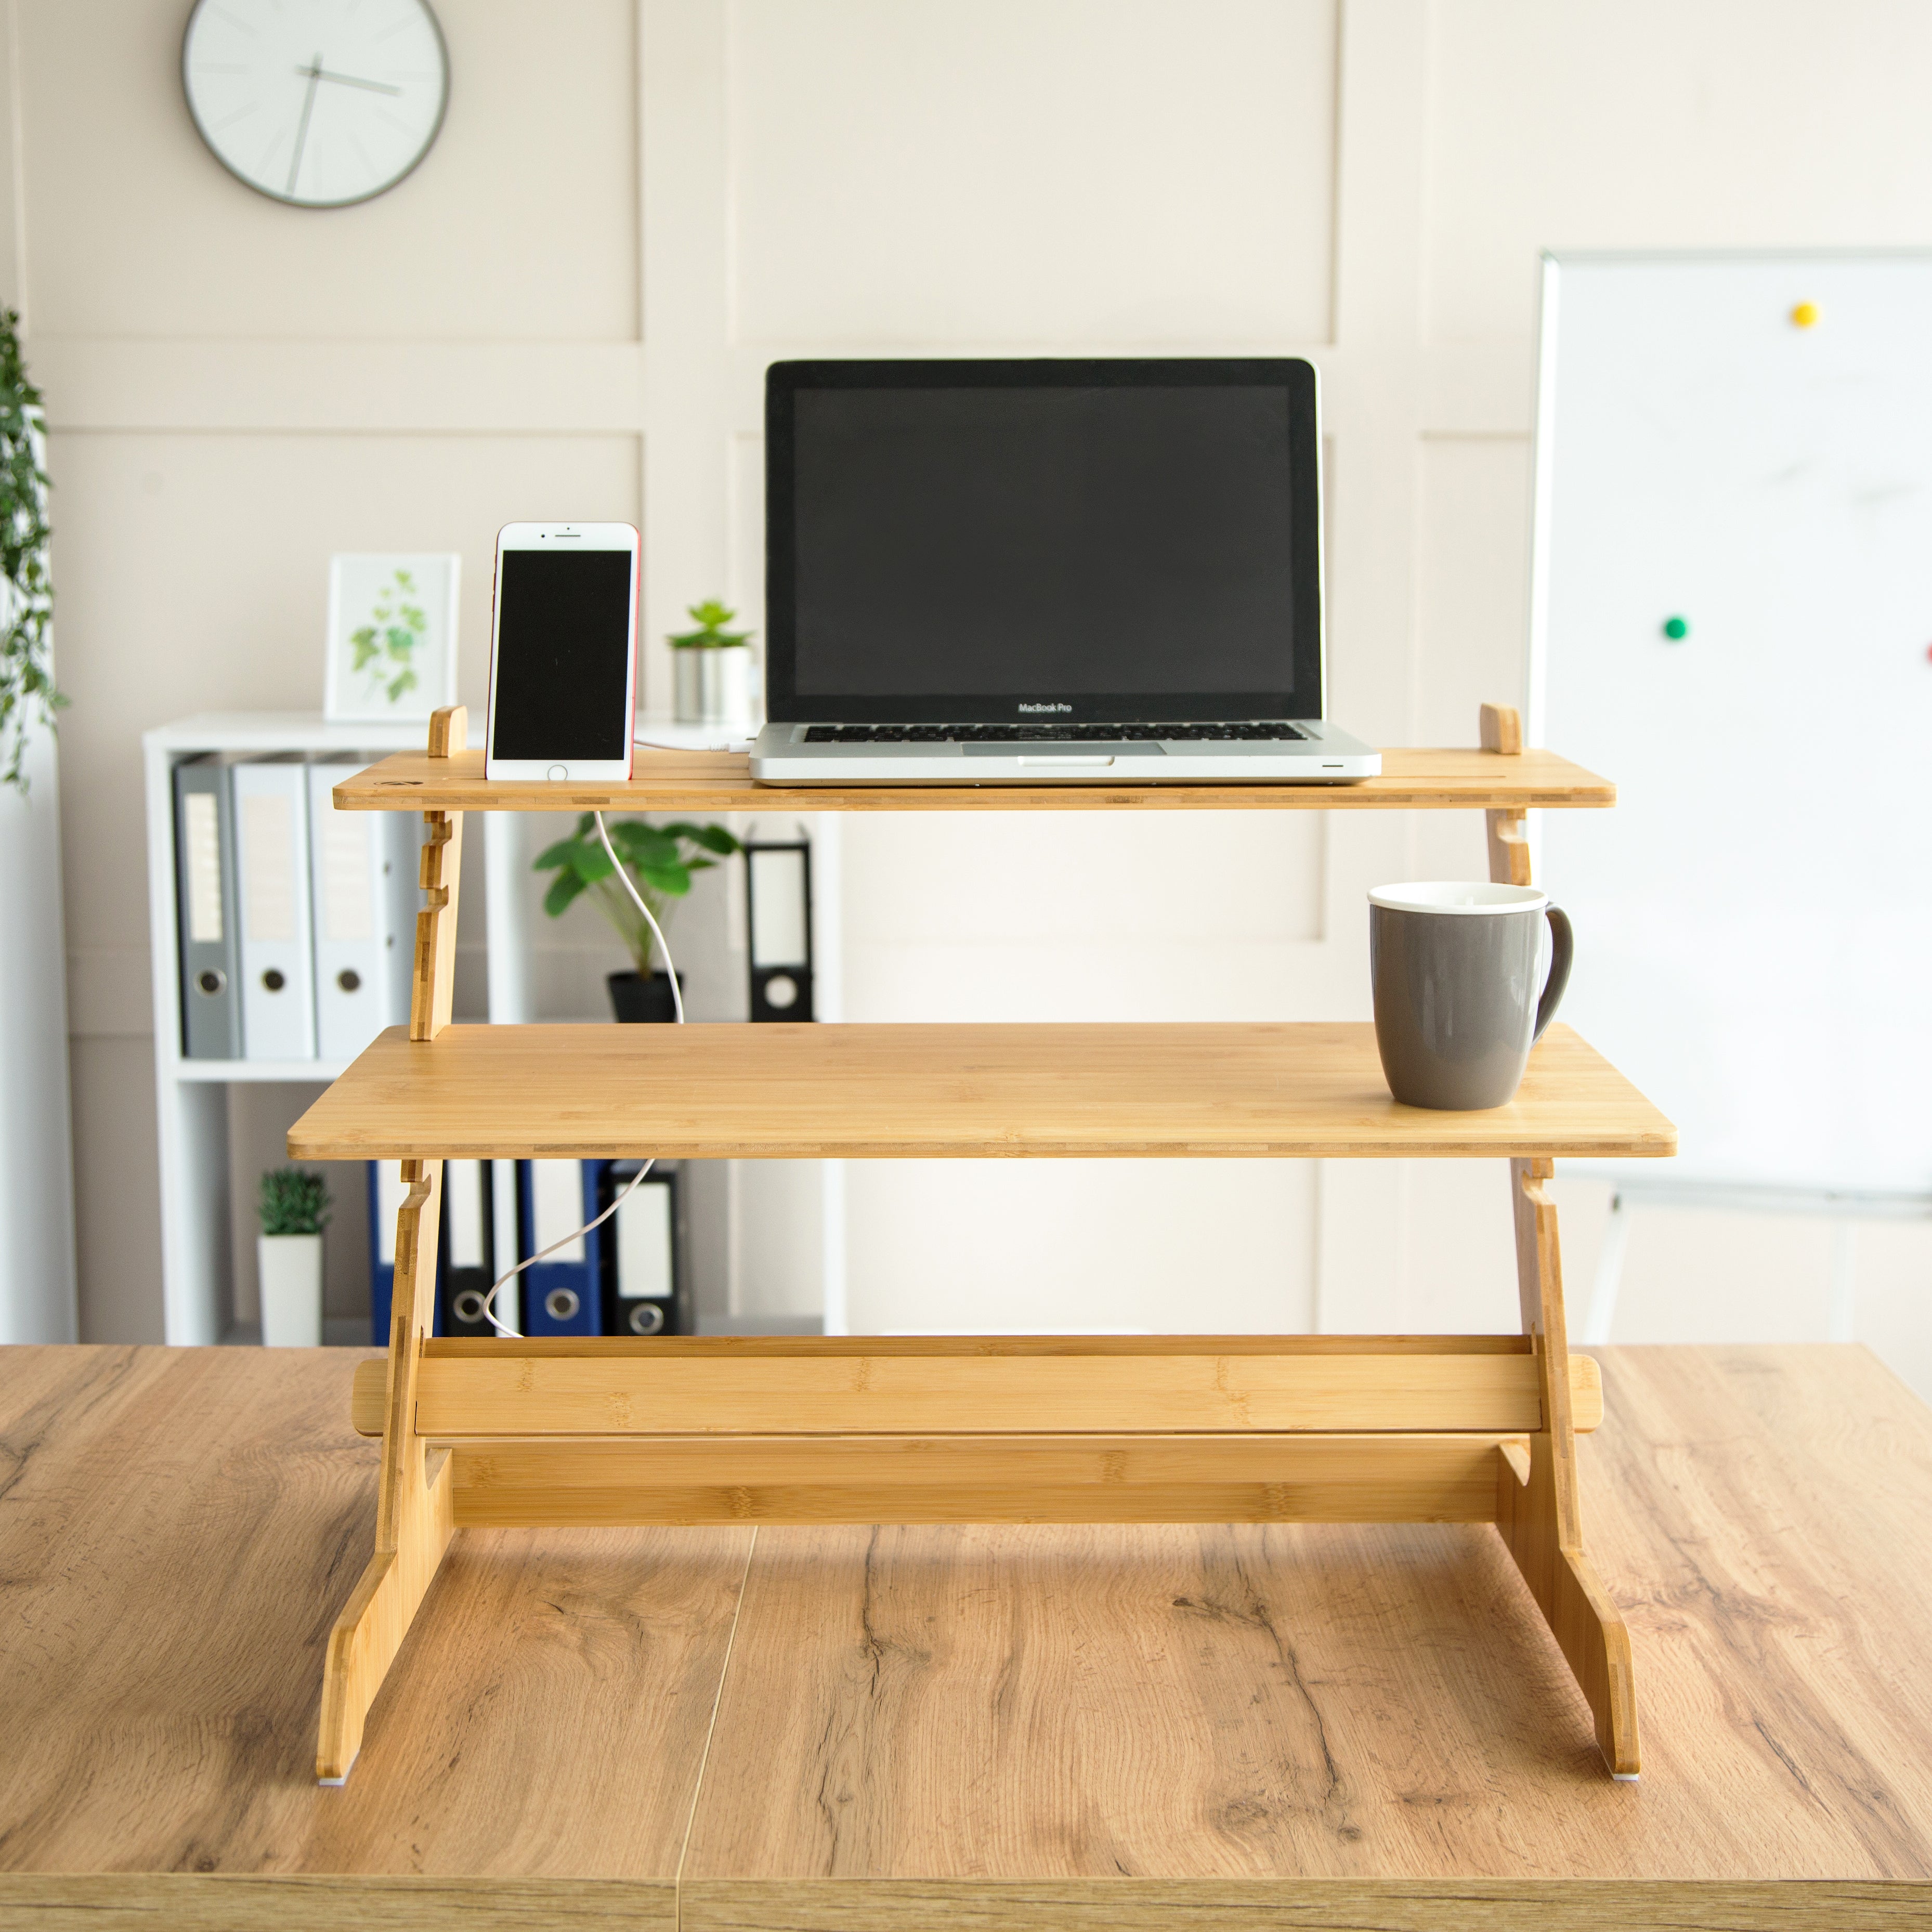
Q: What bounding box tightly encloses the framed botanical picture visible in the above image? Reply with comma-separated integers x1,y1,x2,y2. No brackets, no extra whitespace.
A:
324,553,461,722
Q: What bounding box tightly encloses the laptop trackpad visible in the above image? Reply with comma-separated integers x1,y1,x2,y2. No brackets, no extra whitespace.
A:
961,742,1156,758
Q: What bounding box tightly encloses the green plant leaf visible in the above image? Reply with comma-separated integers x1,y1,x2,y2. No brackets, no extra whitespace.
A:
573,842,616,883
613,834,680,869
257,1164,332,1236
543,869,589,917
669,598,752,649
678,823,742,855
531,835,586,871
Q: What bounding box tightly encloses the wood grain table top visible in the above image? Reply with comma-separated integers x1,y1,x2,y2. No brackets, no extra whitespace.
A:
284,1021,1677,1163
3,1342,1927,1929
328,743,1616,815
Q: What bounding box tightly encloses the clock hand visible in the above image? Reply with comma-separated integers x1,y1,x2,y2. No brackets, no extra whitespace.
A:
309,67,403,96
286,53,322,197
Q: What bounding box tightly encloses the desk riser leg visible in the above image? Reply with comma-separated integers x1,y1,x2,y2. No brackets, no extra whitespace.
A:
316,705,467,1785
1481,699,1640,1779
1498,1156,1640,1778
317,1157,454,1782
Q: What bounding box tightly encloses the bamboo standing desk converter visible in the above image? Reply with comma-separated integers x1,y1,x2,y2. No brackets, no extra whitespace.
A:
290,702,1673,1786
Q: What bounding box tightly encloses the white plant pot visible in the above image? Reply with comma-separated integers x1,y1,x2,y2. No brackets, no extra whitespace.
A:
258,1233,323,1347
672,646,749,725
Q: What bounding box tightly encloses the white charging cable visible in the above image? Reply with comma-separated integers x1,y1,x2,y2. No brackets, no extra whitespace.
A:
594,808,684,1022
634,730,756,755
480,807,682,1335
481,1158,656,1337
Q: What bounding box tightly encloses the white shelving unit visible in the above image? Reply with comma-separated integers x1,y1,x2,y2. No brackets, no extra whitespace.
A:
145,712,844,1346
145,714,462,1344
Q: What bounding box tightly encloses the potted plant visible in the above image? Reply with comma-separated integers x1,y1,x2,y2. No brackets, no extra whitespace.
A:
668,598,753,725
257,1166,331,1347
0,307,60,794
534,814,741,1021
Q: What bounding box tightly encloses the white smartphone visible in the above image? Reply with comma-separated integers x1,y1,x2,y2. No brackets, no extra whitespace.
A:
485,523,640,781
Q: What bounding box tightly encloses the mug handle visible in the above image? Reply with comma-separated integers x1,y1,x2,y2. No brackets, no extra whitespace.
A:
1533,905,1574,1042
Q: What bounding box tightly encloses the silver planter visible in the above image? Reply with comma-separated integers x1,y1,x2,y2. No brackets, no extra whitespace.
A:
672,646,748,725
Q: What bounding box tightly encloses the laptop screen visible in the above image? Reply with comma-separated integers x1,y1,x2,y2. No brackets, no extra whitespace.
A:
765,359,1322,724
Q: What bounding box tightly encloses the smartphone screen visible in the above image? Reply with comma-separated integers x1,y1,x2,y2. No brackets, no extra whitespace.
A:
490,548,634,760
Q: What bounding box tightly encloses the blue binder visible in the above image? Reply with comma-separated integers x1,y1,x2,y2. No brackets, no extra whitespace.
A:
518,1160,601,1337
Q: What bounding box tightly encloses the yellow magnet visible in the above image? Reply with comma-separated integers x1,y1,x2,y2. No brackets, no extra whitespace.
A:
1791,302,1819,329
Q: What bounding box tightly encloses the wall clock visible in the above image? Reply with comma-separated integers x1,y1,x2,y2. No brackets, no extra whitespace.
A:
181,0,449,209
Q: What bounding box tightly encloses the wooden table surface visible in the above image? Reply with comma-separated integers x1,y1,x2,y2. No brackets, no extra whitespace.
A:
3,1342,1928,1930
329,742,1616,815
285,1022,1677,1163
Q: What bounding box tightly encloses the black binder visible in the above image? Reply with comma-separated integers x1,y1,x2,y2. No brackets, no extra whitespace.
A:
439,1158,497,1336
745,839,814,1022
596,1160,689,1336
172,754,243,1059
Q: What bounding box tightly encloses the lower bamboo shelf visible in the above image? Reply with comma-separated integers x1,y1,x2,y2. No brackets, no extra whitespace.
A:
287,1019,1676,1162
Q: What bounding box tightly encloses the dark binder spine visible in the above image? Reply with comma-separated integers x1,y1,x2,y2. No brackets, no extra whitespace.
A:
596,1159,690,1336
173,755,242,1059
368,1162,392,1346
438,1160,498,1337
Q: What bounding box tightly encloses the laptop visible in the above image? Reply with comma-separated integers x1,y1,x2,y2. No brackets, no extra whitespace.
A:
750,358,1378,785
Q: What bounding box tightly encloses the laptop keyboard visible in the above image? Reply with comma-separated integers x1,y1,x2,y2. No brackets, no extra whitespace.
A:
801,722,1307,745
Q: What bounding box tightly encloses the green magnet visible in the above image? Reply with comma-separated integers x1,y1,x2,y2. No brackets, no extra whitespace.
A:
1662,616,1690,641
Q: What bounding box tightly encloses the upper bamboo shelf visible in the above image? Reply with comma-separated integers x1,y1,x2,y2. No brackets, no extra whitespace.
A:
287,1020,1675,1162
330,745,1613,815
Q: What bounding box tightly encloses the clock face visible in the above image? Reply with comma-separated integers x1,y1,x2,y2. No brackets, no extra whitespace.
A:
181,0,448,209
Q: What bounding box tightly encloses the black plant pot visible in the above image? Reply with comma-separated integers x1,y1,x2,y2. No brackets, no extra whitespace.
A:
607,970,684,1024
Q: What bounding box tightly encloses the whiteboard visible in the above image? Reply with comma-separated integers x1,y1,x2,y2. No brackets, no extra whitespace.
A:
1532,253,1932,1194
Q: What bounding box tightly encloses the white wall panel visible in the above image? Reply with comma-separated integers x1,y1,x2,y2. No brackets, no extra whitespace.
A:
1406,433,1529,883
69,1038,162,1342
728,0,1337,344
20,0,638,340
843,811,1322,1027
1423,0,1932,347
848,1158,1315,1336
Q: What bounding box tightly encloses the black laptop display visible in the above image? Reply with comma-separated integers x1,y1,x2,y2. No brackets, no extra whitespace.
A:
752,357,1377,784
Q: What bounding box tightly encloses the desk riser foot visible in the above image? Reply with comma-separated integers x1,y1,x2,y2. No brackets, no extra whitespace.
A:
315,1447,454,1784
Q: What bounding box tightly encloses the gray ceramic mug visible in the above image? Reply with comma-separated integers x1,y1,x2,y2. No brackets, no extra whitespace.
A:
1369,882,1574,1110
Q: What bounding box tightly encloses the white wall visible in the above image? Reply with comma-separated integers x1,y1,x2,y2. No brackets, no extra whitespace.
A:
18,1,1932,1381
0,5,74,1343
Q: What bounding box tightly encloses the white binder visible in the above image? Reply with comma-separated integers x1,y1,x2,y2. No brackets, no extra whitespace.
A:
231,757,317,1061
307,762,417,1062
614,1177,674,1302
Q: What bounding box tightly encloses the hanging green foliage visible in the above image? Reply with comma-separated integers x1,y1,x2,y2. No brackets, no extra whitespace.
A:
0,309,59,793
